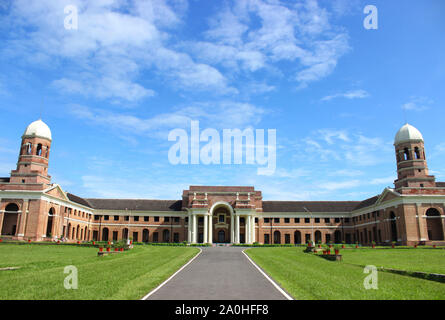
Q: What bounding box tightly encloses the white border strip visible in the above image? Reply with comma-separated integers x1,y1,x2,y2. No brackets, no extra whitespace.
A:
242,249,294,301
141,248,202,300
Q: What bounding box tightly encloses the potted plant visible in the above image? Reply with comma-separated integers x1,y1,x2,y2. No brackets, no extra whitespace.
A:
433,244,437,249
106,247,110,252
355,242,359,249
317,241,322,248
414,243,417,248
341,241,345,249
371,241,376,249
391,241,396,248
99,247,103,252
328,241,333,249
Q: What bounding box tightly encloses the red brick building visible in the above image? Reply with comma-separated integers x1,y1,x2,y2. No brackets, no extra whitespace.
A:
1,121,444,246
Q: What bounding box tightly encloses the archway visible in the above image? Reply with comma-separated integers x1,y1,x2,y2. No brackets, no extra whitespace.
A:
426,208,444,241
314,230,322,243
122,228,129,240
210,201,234,243
163,229,170,242
334,230,342,243
1,203,19,236
294,230,301,244
142,229,149,242
274,230,281,244
102,228,109,241
46,208,55,238
390,212,398,242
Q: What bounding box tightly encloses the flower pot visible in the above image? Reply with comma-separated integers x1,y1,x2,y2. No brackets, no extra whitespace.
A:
57,241,60,244
0,239,2,243
326,249,330,255
28,239,31,243
433,245,437,249
92,241,96,245
114,248,118,252
107,241,111,245
106,247,110,252
99,247,103,252
130,241,133,245
342,245,345,249
414,244,417,248
335,249,339,255
318,245,321,248
392,244,395,248
329,245,333,248
120,248,124,252
372,245,375,249
77,241,80,244
355,245,359,249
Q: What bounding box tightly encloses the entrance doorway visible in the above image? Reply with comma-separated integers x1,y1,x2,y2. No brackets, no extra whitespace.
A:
218,230,225,243
1,203,19,236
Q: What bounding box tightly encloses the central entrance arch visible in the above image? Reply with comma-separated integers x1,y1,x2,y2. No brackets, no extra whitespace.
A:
1,203,19,236
210,201,234,244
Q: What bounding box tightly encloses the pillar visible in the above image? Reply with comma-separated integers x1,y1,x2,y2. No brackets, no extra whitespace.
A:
193,214,198,243
208,215,213,244
231,214,234,243
0,198,3,235
251,216,255,243
187,213,192,243
246,215,251,244
204,215,208,243
236,215,240,244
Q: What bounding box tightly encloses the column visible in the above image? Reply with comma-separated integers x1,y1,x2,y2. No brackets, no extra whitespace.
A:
230,214,234,243
187,213,192,243
0,198,3,235
203,215,208,243
251,216,255,243
192,214,198,243
246,215,251,244
208,215,213,244
236,215,240,244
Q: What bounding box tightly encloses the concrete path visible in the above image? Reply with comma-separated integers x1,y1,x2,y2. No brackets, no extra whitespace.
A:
144,246,290,300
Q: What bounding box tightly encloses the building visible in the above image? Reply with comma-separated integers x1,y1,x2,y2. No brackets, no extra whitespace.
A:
0,120,444,246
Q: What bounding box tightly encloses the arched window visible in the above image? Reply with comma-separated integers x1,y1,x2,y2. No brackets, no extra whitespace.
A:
334,230,342,243
415,147,421,159
122,228,129,240
45,146,49,158
36,144,43,156
404,148,410,161
46,208,55,238
26,143,32,155
426,208,444,241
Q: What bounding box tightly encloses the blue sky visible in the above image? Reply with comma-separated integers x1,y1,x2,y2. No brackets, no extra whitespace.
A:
0,0,444,201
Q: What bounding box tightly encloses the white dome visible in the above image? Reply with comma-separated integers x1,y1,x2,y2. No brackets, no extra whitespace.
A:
394,124,423,145
23,120,52,141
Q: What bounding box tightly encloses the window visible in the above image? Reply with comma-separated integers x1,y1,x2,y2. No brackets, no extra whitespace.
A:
104,215,109,221
198,217,204,223
325,218,330,223
219,215,225,223
153,232,159,242
294,218,300,223
114,216,119,221
134,216,139,222
264,234,270,244
165,217,170,223
315,218,320,223
94,215,100,221
274,218,280,223
255,218,258,223
335,218,340,223
285,234,291,244
240,217,245,224
305,218,310,223
154,216,159,222
404,148,410,160
144,216,149,222
284,218,290,223
174,217,180,223
124,216,129,221
415,147,421,159
264,218,270,223
36,144,42,156
345,218,350,223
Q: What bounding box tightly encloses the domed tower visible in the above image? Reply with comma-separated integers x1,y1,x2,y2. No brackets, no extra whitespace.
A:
9,120,52,188
393,124,436,192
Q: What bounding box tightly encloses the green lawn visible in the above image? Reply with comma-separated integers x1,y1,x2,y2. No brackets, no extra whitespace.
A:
246,247,445,300
0,244,199,300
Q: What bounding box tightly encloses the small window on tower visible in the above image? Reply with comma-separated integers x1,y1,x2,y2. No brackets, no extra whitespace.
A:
404,148,410,161
36,144,43,156
415,147,421,159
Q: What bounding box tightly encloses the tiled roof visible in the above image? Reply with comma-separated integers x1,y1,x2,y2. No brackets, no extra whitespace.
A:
86,199,183,211
262,201,361,213
67,193,93,208
353,195,380,210
436,182,445,187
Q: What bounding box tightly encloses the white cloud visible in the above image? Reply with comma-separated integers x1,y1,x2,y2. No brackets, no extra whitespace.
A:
321,89,370,101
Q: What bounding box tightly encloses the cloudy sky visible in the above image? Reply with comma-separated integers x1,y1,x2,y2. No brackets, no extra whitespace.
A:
0,0,444,200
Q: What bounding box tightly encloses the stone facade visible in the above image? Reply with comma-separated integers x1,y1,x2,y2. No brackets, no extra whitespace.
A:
0,121,444,246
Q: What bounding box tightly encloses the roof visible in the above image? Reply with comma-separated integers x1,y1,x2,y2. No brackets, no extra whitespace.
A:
23,119,52,141
0,177,10,183
394,123,423,145
353,195,379,210
86,199,183,211
436,182,445,188
262,201,360,213
67,193,93,208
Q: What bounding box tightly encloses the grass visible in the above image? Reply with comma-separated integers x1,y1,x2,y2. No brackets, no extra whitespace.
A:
0,243,199,300
246,247,445,300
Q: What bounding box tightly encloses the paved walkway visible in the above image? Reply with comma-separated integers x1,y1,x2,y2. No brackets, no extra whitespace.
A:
144,246,290,300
